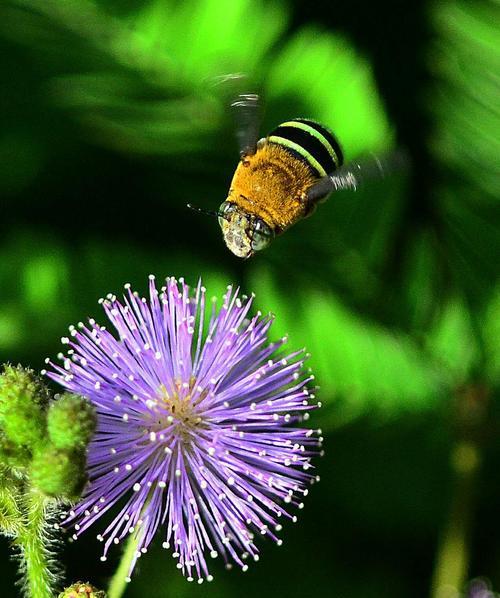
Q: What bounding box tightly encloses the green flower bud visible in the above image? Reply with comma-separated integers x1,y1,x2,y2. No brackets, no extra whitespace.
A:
0,433,31,470
0,365,50,449
47,393,96,450
31,443,87,501
58,582,106,598
0,364,50,423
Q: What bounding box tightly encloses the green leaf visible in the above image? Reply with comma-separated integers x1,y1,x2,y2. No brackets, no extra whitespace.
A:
481,283,500,385
248,266,445,425
429,0,500,304
425,297,479,385
266,26,394,157
3,0,390,160
129,0,288,80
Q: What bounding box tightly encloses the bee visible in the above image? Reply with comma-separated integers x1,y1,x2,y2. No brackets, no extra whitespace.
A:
189,93,399,258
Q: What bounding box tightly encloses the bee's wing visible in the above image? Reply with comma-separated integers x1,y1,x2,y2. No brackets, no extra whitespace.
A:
306,149,410,203
208,73,261,157
231,93,261,157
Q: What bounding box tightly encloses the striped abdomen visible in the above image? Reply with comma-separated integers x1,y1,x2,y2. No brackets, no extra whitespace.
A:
267,118,344,178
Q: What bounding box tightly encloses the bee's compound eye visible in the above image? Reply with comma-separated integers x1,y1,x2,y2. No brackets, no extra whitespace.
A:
218,201,234,225
251,219,274,252
218,201,232,226
219,201,233,214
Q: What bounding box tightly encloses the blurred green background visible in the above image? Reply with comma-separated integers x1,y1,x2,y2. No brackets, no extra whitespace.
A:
0,0,499,596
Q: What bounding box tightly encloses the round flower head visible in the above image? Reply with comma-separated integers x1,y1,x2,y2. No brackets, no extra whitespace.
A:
47,276,322,582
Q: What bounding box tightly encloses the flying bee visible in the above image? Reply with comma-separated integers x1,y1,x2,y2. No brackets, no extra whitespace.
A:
189,93,402,258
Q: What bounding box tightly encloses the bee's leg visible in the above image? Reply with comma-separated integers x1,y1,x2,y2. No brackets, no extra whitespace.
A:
306,162,376,205
231,93,261,158
305,176,339,206
306,150,409,206
302,202,318,218
305,162,367,210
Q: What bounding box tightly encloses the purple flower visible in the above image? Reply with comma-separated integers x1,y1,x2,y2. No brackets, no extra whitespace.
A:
468,579,498,598
47,276,321,582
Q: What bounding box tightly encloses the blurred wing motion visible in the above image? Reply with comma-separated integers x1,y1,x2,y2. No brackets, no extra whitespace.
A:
306,149,410,204
231,93,261,157
209,74,262,157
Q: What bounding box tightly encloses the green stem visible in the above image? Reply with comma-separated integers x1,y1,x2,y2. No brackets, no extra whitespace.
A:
17,490,59,598
107,533,140,598
0,481,23,537
430,383,488,598
430,440,479,598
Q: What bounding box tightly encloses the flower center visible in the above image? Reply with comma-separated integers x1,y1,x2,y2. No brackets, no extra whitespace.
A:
161,383,199,425
153,379,208,442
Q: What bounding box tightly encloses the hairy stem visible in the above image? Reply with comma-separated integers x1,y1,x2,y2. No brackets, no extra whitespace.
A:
17,490,59,598
0,481,23,537
107,533,140,598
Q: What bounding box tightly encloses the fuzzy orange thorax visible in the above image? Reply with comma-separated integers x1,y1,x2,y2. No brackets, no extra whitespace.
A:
227,143,317,232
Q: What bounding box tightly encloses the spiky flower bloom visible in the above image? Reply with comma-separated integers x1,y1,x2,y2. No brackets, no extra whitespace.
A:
47,276,321,582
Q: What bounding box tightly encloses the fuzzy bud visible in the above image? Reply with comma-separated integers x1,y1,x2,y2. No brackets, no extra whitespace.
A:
0,365,49,448
31,443,87,501
58,582,106,598
0,364,50,419
0,433,31,470
47,393,96,450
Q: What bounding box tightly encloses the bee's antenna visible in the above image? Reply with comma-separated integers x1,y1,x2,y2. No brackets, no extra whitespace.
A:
187,203,226,220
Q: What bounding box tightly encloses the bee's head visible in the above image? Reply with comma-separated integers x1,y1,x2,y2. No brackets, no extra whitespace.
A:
218,201,274,258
